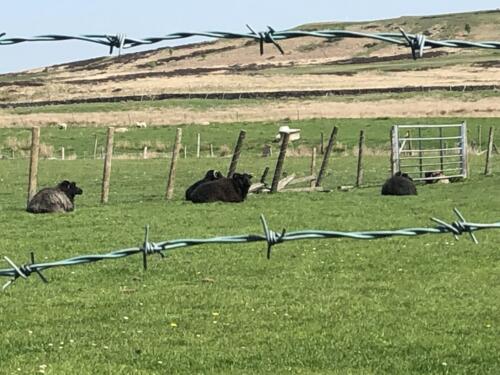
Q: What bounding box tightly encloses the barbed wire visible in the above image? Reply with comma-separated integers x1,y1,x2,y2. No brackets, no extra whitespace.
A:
1,26,500,59
1,208,499,291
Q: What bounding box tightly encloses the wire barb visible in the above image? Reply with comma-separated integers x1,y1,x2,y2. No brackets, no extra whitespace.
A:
107,33,126,55
430,207,479,243
141,225,165,271
260,215,287,259
2,252,49,291
246,24,284,55
2,256,28,290
399,28,427,59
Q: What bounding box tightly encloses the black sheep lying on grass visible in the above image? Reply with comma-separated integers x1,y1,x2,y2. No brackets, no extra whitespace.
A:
381,172,417,196
189,173,253,203
185,170,224,201
27,180,83,213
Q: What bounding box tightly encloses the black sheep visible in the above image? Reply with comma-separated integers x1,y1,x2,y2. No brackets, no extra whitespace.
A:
190,173,253,203
381,172,417,196
27,180,83,213
185,170,224,201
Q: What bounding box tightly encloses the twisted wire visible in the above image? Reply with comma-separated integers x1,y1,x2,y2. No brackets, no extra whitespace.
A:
1,27,500,58
1,209,498,290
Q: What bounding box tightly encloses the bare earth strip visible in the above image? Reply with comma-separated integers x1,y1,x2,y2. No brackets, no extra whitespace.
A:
1,97,499,128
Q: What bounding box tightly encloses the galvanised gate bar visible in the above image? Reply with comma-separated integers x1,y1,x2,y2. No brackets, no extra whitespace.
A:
391,122,468,181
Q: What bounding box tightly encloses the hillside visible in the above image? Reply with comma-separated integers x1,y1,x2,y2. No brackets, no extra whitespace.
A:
0,10,499,125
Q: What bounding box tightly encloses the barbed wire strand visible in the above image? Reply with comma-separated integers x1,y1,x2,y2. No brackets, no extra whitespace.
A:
1,208,499,291
1,27,500,59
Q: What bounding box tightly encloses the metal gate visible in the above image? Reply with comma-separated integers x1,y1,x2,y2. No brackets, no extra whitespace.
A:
391,122,468,181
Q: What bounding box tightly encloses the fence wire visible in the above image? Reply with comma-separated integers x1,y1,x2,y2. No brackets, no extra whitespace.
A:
1,208,499,291
1,26,500,59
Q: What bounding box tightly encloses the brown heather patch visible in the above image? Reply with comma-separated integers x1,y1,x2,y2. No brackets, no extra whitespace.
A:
2,96,500,129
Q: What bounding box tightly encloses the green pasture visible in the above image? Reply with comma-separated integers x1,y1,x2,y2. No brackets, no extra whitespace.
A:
0,118,499,374
1,117,498,163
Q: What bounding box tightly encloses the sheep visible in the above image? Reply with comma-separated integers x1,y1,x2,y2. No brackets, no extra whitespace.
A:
381,172,417,196
424,171,450,184
189,173,253,203
27,180,83,214
185,170,224,201
58,123,68,130
135,122,147,128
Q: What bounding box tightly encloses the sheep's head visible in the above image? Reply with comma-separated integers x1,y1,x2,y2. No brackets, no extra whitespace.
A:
204,169,224,180
395,171,413,181
58,180,83,199
232,173,253,194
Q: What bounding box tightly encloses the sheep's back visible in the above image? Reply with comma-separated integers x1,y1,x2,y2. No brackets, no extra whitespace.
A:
27,188,74,213
381,176,417,196
190,178,242,203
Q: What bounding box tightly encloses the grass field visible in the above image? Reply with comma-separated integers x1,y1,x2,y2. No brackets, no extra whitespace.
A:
1,117,498,160
0,118,499,374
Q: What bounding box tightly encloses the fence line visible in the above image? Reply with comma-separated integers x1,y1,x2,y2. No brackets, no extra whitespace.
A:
1,27,500,59
1,208,499,291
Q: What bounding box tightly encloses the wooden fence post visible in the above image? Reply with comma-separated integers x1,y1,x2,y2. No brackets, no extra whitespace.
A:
315,126,338,187
439,127,444,171
228,130,246,177
356,130,365,187
143,146,148,159
310,147,317,187
484,127,494,175
271,132,290,193
93,134,98,159
418,127,423,178
101,127,114,204
61,147,65,161
27,127,40,206
166,128,182,200
196,133,201,158
478,125,482,152
390,126,398,176
260,166,270,184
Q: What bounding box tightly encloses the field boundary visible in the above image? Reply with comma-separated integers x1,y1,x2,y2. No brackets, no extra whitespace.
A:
1,84,498,109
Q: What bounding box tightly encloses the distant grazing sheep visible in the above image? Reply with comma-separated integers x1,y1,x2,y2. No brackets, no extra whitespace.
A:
135,122,147,128
58,123,68,130
381,172,417,196
189,173,253,203
185,170,224,201
27,180,83,213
